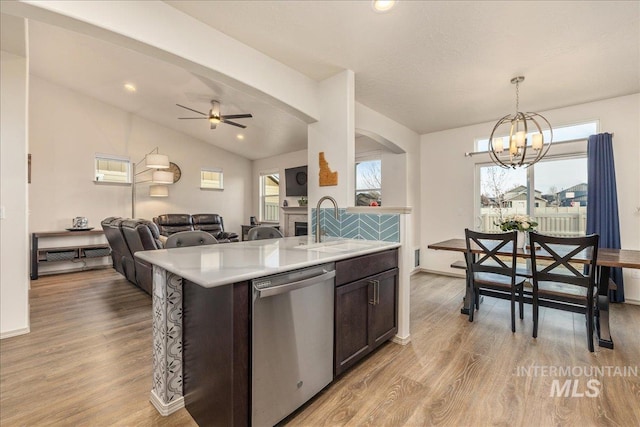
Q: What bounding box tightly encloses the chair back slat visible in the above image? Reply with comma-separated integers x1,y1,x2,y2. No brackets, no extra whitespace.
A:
465,229,518,282
529,232,599,289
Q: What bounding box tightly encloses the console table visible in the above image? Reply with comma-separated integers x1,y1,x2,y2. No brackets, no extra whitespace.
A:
31,230,110,280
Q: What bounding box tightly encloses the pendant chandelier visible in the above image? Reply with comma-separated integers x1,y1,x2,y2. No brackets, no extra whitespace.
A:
489,76,553,169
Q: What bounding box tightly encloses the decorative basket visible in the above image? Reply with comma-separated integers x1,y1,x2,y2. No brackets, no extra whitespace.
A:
46,250,76,261
84,248,111,258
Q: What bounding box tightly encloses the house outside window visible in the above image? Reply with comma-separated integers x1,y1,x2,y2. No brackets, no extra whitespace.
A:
355,159,381,206
260,172,280,222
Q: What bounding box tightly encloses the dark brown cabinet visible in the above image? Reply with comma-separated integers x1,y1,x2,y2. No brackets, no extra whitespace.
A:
334,249,398,376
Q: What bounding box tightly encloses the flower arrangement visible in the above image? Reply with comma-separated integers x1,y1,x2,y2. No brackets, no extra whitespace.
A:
495,214,538,232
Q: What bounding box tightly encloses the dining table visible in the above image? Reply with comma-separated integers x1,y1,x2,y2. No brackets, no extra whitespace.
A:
427,238,640,349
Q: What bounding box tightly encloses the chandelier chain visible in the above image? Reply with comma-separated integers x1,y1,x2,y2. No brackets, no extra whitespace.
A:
515,80,520,113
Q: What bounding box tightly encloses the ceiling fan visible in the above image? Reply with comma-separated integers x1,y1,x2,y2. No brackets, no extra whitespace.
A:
176,100,253,129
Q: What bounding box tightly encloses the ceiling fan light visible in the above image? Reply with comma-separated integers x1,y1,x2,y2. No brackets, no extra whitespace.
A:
145,153,169,169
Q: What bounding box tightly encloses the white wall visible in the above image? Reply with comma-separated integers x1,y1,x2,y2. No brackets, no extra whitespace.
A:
308,70,355,207
252,149,308,227
355,102,421,253
1,47,30,337
29,76,251,274
421,94,640,302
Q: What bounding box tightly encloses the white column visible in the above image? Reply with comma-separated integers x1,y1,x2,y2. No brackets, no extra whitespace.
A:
393,213,412,344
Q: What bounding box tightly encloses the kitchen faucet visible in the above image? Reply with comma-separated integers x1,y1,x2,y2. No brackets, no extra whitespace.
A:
315,196,339,243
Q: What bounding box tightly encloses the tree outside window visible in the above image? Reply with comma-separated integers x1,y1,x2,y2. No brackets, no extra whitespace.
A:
355,159,381,206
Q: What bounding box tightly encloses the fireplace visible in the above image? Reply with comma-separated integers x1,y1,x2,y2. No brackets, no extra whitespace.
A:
294,222,308,236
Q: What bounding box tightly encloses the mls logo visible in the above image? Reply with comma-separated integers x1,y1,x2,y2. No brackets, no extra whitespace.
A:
550,379,601,397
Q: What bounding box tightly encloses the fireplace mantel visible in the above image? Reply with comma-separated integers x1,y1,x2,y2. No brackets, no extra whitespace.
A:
281,206,308,237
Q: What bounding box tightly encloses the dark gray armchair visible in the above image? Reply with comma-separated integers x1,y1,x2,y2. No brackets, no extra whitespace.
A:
165,230,218,248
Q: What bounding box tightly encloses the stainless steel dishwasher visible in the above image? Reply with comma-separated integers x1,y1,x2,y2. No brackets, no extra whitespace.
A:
252,262,335,427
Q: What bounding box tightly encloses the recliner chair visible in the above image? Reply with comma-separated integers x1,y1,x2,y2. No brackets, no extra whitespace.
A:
192,214,239,242
101,217,136,283
121,219,163,294
153,213,239,243
153,214,193,237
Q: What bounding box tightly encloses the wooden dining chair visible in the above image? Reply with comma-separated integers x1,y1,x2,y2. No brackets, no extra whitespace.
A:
529,232,599,352
465,229,527,332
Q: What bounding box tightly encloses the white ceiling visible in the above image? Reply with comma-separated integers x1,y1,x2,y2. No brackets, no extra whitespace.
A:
26,21,309,161
22,1,640,160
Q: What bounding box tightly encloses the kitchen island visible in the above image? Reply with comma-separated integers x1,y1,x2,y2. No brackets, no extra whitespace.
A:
135,236,400,424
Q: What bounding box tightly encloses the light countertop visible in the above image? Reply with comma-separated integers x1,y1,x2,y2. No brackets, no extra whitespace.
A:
135,237,400,288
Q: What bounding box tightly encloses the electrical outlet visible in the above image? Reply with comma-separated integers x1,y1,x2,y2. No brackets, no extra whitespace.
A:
632,270,640,279
0,206,5,219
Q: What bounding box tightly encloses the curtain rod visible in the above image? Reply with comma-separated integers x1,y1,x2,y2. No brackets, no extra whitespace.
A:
464,133,614,158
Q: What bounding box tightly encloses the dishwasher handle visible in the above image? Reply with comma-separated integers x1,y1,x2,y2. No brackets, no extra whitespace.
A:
255,269,336,298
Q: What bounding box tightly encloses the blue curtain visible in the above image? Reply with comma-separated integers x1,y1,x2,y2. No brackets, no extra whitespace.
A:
586,133,624,302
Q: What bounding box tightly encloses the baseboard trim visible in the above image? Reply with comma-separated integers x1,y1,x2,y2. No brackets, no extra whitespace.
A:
392,334,411,345
419,268,465,279
0,327,30,339
149,390,184,416
624,298,639,306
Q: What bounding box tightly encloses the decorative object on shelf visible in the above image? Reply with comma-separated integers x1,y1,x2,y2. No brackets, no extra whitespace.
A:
298,196,308,206
283,199,288,207
319,152,338,186
250,216,257,226
488,76,553,169
72,216,88,229
495,214,538,249
131,147,173,217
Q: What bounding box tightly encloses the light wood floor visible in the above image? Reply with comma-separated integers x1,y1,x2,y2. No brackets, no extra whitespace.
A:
1,270,638,426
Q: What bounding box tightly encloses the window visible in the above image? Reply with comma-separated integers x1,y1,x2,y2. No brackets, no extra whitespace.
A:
94,154,131,184
201,167,223,190
475,121,598,152
477,155,588,236
355,159,382,206
260,172,280,222
475,121,594,236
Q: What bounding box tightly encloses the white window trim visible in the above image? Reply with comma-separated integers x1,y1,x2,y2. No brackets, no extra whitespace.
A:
473,150,588,231
260,169,280,222
200,167,224,191
94,153,131,185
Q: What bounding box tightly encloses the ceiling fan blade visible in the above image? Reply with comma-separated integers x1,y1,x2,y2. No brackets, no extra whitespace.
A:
222,119,247,129
221,114,253,120
176,103,207,116
178,117,209,119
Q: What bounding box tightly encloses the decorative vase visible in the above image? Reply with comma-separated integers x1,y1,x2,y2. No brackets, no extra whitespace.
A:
517,231,526,249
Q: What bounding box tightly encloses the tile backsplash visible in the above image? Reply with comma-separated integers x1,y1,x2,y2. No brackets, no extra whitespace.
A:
311,208,400,242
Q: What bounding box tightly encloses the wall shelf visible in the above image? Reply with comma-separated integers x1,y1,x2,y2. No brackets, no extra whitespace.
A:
31,230,110,280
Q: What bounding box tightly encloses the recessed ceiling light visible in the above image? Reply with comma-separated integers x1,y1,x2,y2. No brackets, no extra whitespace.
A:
124,83,137,92
236,134,245,140
372,0,396,12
